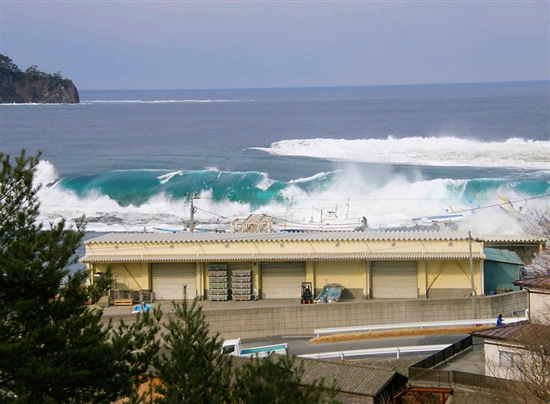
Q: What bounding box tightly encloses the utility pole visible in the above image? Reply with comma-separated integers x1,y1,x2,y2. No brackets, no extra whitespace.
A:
186,192,198,233
469,231,477,319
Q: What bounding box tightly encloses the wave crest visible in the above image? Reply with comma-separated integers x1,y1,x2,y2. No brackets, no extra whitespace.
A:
251,137,550,169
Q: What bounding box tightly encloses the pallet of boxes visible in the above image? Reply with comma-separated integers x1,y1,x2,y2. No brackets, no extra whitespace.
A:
208,264,229,301
232,269,252,301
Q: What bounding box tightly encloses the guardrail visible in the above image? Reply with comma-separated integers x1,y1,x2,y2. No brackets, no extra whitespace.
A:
313,317,528,337
300,344,450,360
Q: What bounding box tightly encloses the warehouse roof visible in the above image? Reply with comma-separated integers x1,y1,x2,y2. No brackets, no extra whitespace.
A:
85,229,480,245
481,234,547,244
80,251,484,264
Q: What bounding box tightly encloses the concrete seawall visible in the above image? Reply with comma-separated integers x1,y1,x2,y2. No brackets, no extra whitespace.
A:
102,291,528,340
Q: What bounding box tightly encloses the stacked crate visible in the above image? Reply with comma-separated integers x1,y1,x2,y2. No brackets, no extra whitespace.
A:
232,269,252,301
208,264,228,301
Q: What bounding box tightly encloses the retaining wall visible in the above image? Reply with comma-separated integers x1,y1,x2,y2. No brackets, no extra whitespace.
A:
103,291,528,340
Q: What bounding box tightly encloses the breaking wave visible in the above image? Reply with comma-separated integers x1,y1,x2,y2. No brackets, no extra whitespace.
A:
251,137,550,169
34,160,550,234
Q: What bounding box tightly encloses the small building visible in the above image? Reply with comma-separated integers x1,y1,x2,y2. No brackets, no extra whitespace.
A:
513,274,550,324
482,234,546,266
471,321,550,382
483,248,524,294
81,230,490,302
232,356,408,404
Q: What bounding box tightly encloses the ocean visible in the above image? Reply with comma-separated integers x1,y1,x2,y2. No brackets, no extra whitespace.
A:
1,81,549,235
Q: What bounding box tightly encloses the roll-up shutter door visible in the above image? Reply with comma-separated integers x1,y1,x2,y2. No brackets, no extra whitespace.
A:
151,263,197,300
261,262,306,299
371,261,418,299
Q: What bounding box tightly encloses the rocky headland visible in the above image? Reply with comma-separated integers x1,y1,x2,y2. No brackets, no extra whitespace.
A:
0,54,79,104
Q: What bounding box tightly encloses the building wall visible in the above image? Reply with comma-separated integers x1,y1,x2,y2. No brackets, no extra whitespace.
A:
529,291,550,324
313,261,366,299
91,256,486,302
484,341,531,381
425,259,479,299
92,262,150,291
85,235,486,301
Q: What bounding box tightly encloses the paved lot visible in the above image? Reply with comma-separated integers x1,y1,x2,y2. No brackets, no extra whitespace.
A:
101,298,318,316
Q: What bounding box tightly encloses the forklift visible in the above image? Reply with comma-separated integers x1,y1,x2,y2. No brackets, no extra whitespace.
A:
300,282,313,304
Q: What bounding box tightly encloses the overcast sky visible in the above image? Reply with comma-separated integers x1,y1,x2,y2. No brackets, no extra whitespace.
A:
1,1,548,90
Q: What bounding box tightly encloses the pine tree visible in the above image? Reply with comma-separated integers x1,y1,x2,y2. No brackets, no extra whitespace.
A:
0,150,160,403
152,288,232,404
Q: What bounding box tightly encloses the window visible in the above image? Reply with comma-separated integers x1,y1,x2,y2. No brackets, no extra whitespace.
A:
499,351,524,368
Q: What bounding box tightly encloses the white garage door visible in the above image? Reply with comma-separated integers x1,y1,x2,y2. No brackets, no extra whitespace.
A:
371,261,418,299
151,263,197,300
261,262,306,299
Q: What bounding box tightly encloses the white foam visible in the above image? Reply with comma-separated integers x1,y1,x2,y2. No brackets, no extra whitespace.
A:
32,160,542,235
85,99,248,104
157,170,183,184
256,173,275,191
251,137,550,169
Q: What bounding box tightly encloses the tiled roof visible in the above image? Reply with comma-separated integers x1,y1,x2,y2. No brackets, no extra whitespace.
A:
299,357,400,397
513,274,550,290
231,356,401,397
85,230,478,245
471,321,550,349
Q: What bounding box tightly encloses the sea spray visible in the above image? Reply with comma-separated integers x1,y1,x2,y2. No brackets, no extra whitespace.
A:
33,160,549,233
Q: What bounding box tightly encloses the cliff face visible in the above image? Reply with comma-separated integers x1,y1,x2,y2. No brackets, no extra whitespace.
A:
0,54,79,104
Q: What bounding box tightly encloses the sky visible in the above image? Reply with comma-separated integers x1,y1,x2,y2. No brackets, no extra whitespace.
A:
1,0,549,90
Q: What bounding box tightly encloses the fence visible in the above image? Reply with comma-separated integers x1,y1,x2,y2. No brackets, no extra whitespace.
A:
408,336,511,390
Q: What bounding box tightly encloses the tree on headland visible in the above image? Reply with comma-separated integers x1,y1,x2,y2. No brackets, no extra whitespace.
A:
0,54,79,103
0,150,160,403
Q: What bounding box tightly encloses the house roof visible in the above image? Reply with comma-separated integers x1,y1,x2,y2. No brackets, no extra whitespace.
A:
85,229,478,245
231,355,403,397
471,321,550,350
484,248,524,265
513,274,550,290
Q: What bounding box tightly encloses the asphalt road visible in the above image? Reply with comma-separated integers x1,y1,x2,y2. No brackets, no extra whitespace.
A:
241,333,469,358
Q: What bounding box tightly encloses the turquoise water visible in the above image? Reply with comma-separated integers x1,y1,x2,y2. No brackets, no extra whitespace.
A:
1,81,548,233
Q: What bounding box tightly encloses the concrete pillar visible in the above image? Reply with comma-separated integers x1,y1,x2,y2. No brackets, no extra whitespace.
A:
478,259,484,296
195,262,202,300
306,261,315,291
418,260,427,298
252,262,260,300
364,261,371,299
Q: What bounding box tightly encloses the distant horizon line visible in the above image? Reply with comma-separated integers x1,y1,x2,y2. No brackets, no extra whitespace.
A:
79,79,549,92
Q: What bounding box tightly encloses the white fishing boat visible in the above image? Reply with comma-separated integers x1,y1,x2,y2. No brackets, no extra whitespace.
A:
279,210,368,232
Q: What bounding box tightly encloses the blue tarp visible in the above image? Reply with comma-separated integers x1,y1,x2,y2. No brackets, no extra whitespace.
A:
484,248,524,294
484,248,524,265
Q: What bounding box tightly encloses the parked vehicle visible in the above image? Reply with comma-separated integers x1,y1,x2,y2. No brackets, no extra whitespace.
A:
222,338,288,357
301,281,313,304
314,283,344,303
